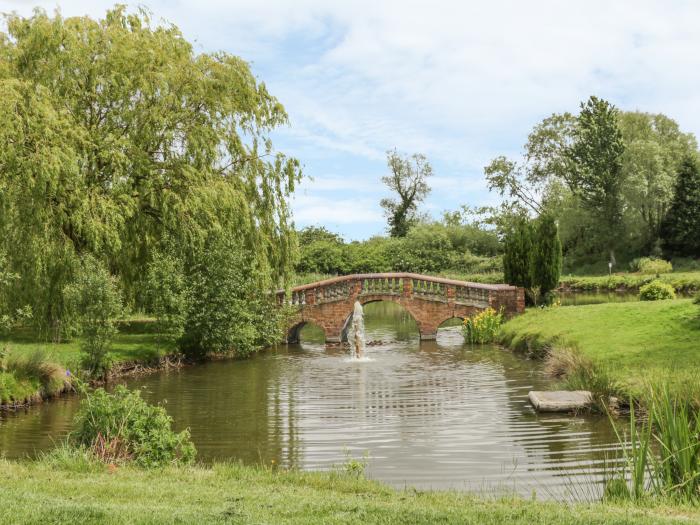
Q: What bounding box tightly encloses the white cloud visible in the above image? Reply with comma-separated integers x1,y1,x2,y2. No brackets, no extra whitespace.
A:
5,0,700,238
292,194,383,226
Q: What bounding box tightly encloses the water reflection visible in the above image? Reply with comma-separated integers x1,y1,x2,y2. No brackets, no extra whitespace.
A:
0,301,618,499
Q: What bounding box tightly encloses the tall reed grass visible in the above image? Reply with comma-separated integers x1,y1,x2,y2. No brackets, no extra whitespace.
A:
606,386,700,503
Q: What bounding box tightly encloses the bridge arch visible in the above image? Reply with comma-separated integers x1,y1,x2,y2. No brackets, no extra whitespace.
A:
340,298,420,342
278,273,524,344
287,320,326,344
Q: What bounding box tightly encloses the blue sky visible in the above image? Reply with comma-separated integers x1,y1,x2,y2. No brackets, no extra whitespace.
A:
5,1,700,239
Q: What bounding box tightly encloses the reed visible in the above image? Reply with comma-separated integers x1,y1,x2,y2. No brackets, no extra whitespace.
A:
606,386,700,503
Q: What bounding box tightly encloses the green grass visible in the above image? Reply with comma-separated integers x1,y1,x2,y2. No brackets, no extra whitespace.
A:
559,271,700,293
0,320,174,405
499,299,700,400
0,460,698,524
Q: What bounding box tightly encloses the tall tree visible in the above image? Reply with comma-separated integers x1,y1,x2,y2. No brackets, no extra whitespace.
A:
502,217,533,291
565,96,626,263
380,150,432,237
532,214,562,301
660,155,700,256
485,113,576,215
618,112,698,251
0,7,301,337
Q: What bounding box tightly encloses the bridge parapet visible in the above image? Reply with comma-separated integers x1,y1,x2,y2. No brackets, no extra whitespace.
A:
278,273,524,343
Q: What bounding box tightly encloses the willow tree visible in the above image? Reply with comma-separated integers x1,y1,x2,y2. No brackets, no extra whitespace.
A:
0,7,300,338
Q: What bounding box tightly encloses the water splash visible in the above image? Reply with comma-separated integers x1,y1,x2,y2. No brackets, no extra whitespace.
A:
348,300,366,360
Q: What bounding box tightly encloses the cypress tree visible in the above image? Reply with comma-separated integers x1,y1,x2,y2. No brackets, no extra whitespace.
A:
661,155,700,256
532,214,562,300
503,217,534,290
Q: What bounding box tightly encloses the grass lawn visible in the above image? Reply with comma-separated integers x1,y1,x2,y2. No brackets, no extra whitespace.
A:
500,299,700,399
0,460,698,525
0,320,173,405
1,320,173,371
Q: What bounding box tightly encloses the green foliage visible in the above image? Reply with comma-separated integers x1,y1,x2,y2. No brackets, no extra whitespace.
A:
486,101,697,269
63,256,123,378
631,258,673,275
0,7,299,337
389,224,452,273
0,252,32,335
661,155,700,257
345,238,393,273
1,348,66,404
297,226,344,246
145,250,188,344
619,112,697,251
532,214,562,299
639,280,676,301
502,216,533,290
380,150,432,237
294,217,502,277
72,386,195,468
180,233,282,359
608,387,700,503
559,272,700,294
462,308,504,344
297,240,348,275
565,96,626,260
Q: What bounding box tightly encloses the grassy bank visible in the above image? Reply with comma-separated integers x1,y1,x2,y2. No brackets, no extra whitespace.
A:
559,271,700,294
0,460,697,524
499,299,700,401
0,320,174,406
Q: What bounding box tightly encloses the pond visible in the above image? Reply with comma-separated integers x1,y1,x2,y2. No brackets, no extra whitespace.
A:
0,302,619,499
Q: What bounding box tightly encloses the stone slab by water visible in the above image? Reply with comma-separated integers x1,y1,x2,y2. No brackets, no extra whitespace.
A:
528,390,592,412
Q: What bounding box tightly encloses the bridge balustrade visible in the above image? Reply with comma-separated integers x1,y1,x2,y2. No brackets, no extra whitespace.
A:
360,276,402,296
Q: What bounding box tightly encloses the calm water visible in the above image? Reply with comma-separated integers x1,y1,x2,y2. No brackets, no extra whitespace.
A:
0,302,619,499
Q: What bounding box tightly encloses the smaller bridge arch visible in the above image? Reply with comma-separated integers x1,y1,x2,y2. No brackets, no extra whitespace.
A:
278,273,524,343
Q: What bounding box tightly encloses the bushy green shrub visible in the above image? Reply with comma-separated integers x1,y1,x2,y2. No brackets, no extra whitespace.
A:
72,386,195,467
180,233,282,359
145,250,188,344
639,280,676,301
297,240,348,275
630,257,673,275
63,256,123,378
389,224,453,273
462,308,504,344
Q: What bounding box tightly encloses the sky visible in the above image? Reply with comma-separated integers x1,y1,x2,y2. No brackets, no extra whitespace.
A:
3,1,700,239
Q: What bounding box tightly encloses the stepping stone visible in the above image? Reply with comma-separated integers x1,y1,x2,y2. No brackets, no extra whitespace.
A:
528,390,592,412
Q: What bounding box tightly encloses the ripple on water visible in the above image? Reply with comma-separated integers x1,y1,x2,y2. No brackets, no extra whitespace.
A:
0,303,619,500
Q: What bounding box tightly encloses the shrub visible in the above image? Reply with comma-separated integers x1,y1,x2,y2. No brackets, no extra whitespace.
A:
502,217,533,290
694,292,700,305
180,233,283,359
638,257,673,275
462,307,504,344
639,280,676,301
145,250,188,344
64,256,123,378
72,386,196,468
532,214,562,299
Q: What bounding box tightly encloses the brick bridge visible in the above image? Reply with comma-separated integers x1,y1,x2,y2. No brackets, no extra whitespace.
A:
277,273,525,343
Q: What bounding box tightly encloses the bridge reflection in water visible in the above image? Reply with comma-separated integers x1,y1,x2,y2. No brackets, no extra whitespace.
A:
0,302,618,500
